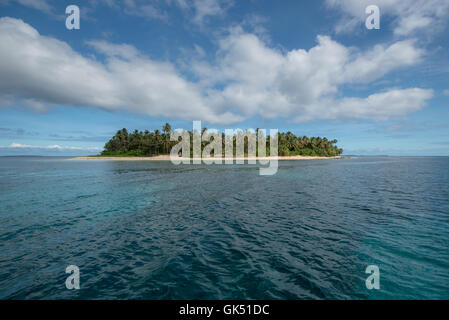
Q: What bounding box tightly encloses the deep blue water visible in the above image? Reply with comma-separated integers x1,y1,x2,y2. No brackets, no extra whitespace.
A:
0,156,448,299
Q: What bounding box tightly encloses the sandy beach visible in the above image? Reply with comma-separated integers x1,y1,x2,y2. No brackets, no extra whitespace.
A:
69,155,342,161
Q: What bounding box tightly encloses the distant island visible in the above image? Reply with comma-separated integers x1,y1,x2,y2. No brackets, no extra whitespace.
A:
82,123,343,159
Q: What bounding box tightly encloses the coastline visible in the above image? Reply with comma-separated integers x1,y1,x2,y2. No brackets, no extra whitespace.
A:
68,155,342,161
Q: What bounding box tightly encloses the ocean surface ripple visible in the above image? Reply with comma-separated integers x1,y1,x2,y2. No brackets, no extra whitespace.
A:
0,156,448,299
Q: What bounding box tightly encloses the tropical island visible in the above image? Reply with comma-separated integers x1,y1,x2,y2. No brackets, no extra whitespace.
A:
72,123,343,160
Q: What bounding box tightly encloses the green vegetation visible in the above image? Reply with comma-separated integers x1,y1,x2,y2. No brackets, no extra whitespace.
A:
101,123,343,157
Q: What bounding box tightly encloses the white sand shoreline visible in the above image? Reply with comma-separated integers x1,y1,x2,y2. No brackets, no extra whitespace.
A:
68,155,342,161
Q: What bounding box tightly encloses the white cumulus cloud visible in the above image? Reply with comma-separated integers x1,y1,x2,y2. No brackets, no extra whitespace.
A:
6,142,101,151
192,29,432,121
326,0,449,36
0,17,434,124
0,17,241,124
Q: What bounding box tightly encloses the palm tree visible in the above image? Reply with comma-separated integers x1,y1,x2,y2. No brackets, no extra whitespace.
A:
154,129,161,154
162,123,171,154
119,128,128,151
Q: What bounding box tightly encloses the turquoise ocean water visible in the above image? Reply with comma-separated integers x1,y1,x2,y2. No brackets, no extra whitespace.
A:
0,156,448,299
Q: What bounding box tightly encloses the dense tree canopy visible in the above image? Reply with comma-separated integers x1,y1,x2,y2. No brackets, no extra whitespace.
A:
101,123,343,157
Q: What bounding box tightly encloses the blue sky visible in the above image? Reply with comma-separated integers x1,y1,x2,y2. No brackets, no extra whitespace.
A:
0,0,448,156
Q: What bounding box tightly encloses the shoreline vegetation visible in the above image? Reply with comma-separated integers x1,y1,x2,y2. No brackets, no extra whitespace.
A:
70,155,342,161
71,123,344,161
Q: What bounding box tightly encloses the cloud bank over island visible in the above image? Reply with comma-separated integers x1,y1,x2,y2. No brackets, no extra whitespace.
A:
0,16,434,125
